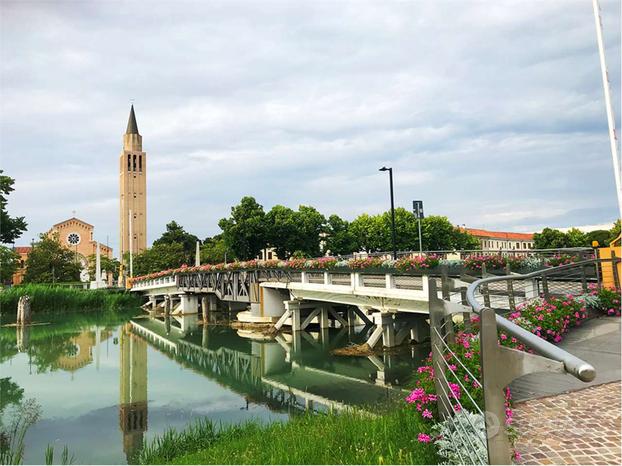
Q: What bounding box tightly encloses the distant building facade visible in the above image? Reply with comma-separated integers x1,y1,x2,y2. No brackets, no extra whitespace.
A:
12,217,112,284
119,105,147,260
465,228,534,251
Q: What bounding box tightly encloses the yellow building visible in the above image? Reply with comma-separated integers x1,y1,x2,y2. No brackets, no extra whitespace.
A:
48,217,113,268
12,217,113,284
119,105,147,260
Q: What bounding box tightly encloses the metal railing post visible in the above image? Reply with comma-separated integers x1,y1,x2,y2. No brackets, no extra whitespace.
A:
612,251,620,290
505,264,515,311
541,275,550,300
428,279,450,418
479,307,512,464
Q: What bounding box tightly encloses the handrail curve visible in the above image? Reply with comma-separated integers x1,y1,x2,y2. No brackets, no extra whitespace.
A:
464,258,621,383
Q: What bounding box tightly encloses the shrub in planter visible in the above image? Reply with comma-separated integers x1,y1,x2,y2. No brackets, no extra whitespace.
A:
432,410,488,465
587,284,621,316
463,254,507,272
395,255,440,272
545,254,577,267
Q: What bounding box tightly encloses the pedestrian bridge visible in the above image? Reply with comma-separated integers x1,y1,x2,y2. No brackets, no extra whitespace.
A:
131,268,441,349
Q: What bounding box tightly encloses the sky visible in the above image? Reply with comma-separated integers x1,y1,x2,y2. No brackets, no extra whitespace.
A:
1,0,620,256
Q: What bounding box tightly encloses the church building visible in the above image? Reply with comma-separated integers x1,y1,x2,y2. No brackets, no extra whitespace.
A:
119,105,147,260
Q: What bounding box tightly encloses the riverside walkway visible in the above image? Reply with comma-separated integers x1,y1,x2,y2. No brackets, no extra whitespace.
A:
512,316,621,464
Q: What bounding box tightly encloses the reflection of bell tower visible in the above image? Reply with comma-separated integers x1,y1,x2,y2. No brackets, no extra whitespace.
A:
119,324,148,462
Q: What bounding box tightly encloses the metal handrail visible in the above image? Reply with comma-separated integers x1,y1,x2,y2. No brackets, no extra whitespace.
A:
464,258,619,382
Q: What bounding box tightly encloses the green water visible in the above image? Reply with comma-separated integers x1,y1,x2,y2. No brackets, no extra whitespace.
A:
0,311,428,464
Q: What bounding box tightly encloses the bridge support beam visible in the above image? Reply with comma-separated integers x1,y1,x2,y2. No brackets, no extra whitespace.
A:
201,296,208,322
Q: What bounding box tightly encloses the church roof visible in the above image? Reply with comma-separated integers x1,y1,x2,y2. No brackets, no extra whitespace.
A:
52,217,94,229
126,105,140,135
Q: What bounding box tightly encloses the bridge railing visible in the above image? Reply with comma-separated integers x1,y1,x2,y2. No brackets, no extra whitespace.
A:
429,257,619,464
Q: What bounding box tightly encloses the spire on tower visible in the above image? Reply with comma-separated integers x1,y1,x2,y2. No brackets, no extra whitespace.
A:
126,105,140,135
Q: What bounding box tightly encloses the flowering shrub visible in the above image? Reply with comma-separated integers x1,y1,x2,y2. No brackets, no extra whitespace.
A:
505,255,527,270
587,284,621,316
463,254,507,271
545,254,578,267
347,257,385,269
505,296,588,344
406,330,514,445
395,255,440,272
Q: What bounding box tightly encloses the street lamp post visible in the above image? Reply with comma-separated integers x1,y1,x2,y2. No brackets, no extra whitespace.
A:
379,166,397,260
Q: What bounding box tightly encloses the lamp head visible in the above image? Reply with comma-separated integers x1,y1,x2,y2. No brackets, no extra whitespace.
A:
379,166,390,172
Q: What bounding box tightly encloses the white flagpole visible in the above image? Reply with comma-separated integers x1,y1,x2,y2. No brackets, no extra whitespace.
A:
592,0,622,219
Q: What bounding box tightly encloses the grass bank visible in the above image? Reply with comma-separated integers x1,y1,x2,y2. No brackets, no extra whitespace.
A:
0,284,141,317
139,408,437,465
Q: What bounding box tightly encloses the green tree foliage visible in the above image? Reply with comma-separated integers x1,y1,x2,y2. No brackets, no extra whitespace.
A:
200,235,229,264
291,205,326,257
0,170,27,244
218,197,268,260
87,254,121,281
265,205,298,259
133,242,186,276
153,221,199,264
564,228,587,248
585,230,611,247
421,215,479,251
323,214,359,256
23,234,81,283
349,214,384,252
0,246,20,284
533,228,569,249
609,219,621,244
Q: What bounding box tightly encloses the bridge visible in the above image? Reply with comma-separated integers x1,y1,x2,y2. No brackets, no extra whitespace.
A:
127,316,411,413
131,267,435,348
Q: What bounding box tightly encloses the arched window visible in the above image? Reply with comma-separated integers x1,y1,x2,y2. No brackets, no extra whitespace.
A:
133,154,137,171
127,154,131,171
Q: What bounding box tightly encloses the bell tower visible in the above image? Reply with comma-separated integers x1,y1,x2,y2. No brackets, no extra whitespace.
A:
119,105,147,260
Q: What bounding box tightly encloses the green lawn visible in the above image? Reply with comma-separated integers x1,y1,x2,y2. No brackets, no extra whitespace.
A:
139,407,437,465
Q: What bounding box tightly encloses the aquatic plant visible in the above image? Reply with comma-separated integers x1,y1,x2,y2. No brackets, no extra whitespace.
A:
0,285,141,317
0,398,41,465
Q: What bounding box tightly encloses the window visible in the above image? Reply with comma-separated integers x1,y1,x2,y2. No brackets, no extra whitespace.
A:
133,154,137,171
268,251,273,260
127,154,131,171
133,193,137,198
139,155,142,172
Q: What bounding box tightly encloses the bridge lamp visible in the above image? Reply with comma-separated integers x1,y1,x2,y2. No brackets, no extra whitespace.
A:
379,166,397,260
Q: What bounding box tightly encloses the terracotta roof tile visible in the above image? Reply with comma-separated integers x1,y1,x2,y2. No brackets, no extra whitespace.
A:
464,228,533,241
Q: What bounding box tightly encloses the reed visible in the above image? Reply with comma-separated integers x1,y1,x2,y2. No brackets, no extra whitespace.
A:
139,408,437,465
0,285,141,318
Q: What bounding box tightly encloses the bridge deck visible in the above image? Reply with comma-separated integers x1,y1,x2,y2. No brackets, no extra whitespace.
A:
510,316,621,401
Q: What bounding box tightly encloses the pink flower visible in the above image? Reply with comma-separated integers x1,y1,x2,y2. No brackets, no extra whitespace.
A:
500,334,507,341
554,335,562,343
453,404,462,413
417,433,432,443
422,409,433,419
464,351,473,359
448,382,461,399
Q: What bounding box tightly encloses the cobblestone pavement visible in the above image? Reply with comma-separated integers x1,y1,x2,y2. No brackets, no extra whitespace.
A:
514,381,621,465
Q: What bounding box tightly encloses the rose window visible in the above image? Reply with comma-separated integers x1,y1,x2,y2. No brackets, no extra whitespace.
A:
67,233,81,245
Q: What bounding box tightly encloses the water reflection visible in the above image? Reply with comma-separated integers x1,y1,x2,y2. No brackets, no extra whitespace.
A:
119,325,148,463
0,311,428,464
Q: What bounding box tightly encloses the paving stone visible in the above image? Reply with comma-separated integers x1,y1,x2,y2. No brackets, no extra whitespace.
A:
513,381,621,465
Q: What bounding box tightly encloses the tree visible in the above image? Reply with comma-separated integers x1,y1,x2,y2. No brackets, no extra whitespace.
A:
420,216,478,251
265,205,299,259
565,228,587,248
23,233,81,283
350,213,384,252
132,242,186,276
585,230,611,247
291,205,326,257
533,228,568,249
379,208,420,251
200,235,229,264
609,219,621,244
0,170,27,244
323,214,359,255
87,254,121,281
0,245,19,284
218,197,268,260
153,221,199,265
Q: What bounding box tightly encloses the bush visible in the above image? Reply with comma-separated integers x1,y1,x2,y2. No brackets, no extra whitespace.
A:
463,255,506,272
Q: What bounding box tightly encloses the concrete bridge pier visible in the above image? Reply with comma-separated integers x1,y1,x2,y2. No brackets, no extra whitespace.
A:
365,312,430,349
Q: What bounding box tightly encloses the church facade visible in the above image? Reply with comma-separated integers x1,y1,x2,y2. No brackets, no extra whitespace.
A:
119,105,147,260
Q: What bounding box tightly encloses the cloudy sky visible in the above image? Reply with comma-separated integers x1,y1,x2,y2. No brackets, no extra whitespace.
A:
1,0,620,255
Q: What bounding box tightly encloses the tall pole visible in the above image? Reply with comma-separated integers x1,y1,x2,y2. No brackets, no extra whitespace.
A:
129,209,133,278
418,218,423,254
389,169,397,260
379,166,397,260
592,0,622,219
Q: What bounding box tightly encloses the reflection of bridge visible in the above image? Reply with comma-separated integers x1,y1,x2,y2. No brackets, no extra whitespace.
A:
132,269,434,348
128,317,414,414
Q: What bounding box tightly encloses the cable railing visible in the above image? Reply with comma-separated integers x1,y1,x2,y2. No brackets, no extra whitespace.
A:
342,247,594,261
428,256,620,464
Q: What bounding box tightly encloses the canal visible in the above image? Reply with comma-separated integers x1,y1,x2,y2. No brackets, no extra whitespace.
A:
0,310,429,464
